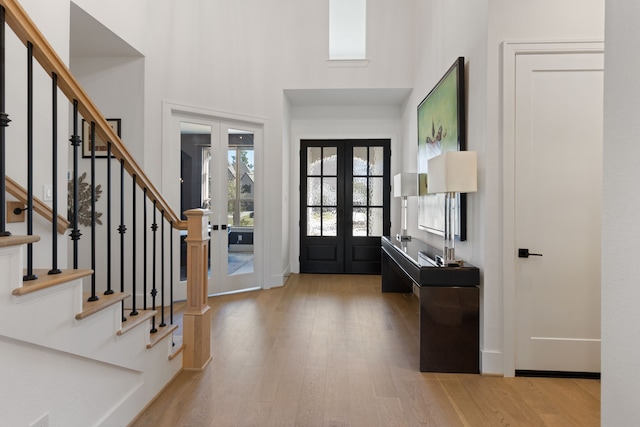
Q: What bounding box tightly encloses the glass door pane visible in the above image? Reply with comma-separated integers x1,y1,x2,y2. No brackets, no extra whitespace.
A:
226,129,255,277
179,122,212,281
351,146,384,237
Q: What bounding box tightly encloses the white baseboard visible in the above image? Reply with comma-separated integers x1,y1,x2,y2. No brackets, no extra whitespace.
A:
481,349,504,376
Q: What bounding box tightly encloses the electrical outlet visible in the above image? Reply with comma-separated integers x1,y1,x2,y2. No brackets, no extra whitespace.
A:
237,234,242,242
30,412,49,427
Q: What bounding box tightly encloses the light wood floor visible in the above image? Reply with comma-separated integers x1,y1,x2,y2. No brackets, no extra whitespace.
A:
131,274,600,427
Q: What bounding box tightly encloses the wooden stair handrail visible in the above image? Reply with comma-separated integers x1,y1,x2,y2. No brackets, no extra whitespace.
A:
6,176,69,234
0,0,186,231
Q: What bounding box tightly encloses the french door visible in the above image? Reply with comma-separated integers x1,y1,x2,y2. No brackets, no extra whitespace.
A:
179,119,259,295
300,139,390,274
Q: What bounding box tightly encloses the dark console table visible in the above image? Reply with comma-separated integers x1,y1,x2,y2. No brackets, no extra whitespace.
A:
381,236,480,373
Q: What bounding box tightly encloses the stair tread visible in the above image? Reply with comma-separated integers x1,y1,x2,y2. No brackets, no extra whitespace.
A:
0,235,40,248
12,268,93,296
76,292,130,320
117,309,158,336
147,323,179,349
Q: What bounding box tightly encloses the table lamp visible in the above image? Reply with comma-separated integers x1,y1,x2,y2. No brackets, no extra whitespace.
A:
394,173,417,242
427,151,477,266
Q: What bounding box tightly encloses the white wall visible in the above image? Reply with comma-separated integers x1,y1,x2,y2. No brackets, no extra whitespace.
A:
70,57,145,161
602,1,640,423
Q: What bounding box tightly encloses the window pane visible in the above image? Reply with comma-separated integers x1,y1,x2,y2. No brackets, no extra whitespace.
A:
353,147,368,176
227,150,236,225
323,177,337,205
352,207,367,236
353,177,367,206
369,177,383,206
307,177,321,205
329,0,366,60
368,208,383,236
240,200,254,226
323,147,337,175
323,208,337,236
239,149,255,200
369,146,384,175
307,147,322,175
307,207,321,236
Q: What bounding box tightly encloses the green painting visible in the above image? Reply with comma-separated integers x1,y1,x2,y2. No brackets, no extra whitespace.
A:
417,57,466,239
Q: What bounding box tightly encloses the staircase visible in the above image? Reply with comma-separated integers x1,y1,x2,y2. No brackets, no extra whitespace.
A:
0,0,211,425
1,241,182,426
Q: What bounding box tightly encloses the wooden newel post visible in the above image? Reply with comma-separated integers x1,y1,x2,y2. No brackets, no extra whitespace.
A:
183,208,212,370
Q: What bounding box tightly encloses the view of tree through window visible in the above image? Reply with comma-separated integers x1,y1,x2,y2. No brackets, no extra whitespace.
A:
228,132,255,227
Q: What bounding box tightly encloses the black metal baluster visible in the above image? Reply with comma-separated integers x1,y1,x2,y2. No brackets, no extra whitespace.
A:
0,6,11,237
104,142,113,295
88,122,98,301
69,100,81,267
48,73,61,275
143,188,148,310
118,159,126,320
160,212,166,327
150,200,158,333
170,221,174,325
23,41,36,281
130,175,138,316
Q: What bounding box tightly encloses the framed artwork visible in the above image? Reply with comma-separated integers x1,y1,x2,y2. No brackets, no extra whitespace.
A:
82,118,120,158
417,57,467,240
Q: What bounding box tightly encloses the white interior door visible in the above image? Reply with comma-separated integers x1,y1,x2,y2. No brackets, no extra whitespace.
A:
514,51,603,373
210,123,258,295
177,118,259,296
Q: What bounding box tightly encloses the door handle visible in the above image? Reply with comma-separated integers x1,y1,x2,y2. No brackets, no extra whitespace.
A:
518,248,543,258
212,225,219,231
